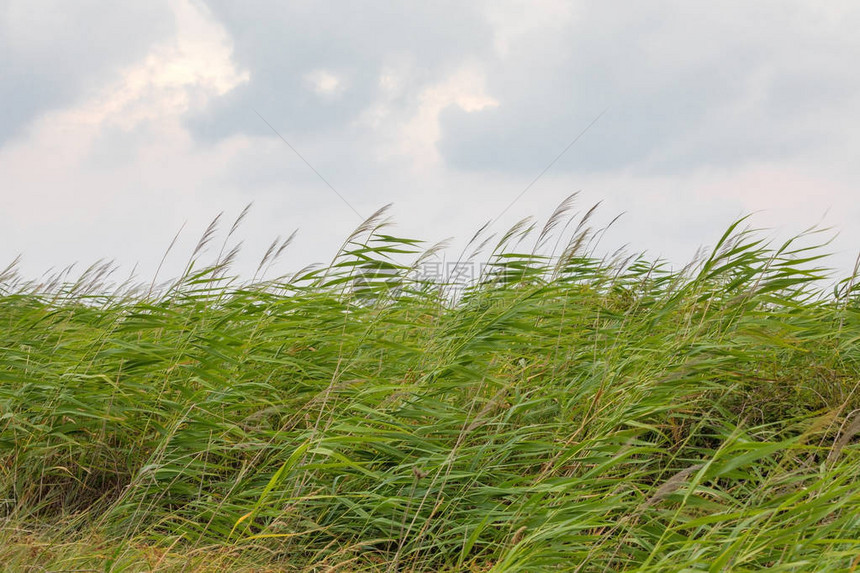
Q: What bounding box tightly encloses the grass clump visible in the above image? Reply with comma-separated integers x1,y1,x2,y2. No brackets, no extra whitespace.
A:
1,201,859,572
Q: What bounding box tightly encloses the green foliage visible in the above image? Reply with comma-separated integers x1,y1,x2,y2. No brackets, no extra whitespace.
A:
1,203,859,571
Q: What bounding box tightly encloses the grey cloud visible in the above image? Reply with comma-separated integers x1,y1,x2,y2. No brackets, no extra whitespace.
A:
0,0,174,146
187,1,494,141
438,2,860,175
189,1,860,178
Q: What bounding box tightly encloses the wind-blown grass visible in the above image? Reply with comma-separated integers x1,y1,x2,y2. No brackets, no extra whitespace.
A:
1,201,859,572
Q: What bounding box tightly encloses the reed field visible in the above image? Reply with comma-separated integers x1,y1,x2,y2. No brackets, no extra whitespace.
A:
1,201,859,571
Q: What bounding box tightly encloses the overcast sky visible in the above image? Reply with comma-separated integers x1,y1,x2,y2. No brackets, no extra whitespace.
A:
2,0,858,284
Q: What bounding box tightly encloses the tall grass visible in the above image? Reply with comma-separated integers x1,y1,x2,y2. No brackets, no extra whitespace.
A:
1,201,859,571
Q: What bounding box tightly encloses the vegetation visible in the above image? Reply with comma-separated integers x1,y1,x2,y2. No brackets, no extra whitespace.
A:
1,200,859,571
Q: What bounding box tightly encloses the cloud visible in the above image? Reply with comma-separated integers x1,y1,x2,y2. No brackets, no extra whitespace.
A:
185,1,860,180
437,2,860,176
380,65,499,168
0,0,176,145
304,69,344,98
183,1,495,146
0,0,257,278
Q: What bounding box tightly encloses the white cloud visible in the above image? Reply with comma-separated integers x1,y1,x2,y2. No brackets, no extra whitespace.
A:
379,70,401,94
0,0,253,277
304,69,345,98
61,0,248,131
483,0,577,57
391,66,500,168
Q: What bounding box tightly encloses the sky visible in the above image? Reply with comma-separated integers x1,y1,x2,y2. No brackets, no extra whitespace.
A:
2,0,859,285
